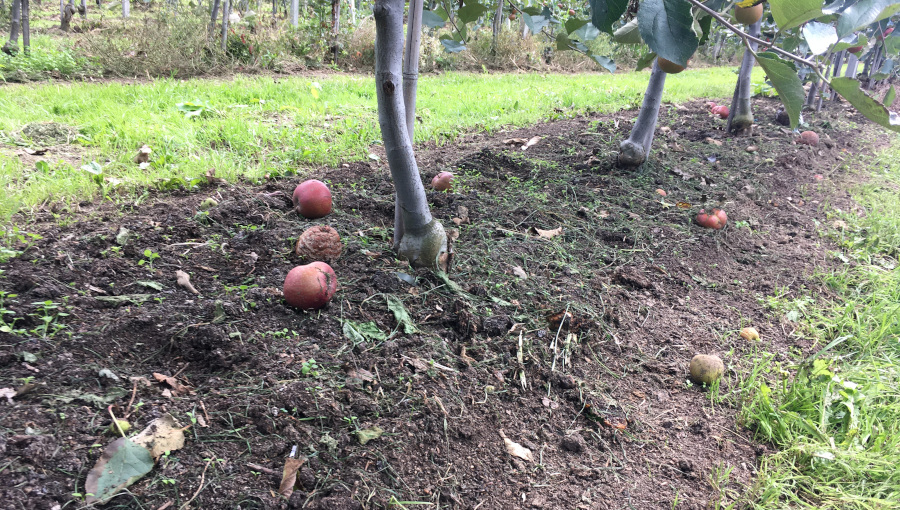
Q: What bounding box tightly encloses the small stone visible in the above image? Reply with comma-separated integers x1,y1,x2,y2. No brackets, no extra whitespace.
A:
745,145,759,153
561,434,585,453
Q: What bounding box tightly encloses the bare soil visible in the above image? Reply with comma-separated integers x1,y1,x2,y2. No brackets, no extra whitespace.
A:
0,97,880,510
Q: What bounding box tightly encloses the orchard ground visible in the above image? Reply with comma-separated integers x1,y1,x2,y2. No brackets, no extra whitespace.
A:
1,69,899,510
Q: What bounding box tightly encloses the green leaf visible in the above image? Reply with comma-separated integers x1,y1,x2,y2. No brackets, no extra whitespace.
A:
769,0,824,30
885,85,896,108
422,10,446,28
836,0,900,38
457,0,489,24
573,21,601,41
697,14,713,46
636,51,658,71
802,21,838,55
754,52,805,129
637,0,698,68
556,32,574,50
35,161,50,173
565,17,589,34
612,18,642,44
80,161,102,175
589,53,617,73
589,0,629,34
342,320,387,344
523,13,550,35
440,39,466,53
386,295,417,334
84,438,154,505
831,77,900,132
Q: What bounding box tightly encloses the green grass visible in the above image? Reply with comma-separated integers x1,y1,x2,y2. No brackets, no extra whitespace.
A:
0,35,95,82
737,141,900,509
0,66,759,219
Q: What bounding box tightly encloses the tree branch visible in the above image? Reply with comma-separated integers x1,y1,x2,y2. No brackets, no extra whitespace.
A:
685,0,817,68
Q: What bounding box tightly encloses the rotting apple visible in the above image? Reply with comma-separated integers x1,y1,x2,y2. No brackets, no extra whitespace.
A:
689,354,725,385
431,171,454,192
292,179,333,219
283,262,338,310
296,225,342,263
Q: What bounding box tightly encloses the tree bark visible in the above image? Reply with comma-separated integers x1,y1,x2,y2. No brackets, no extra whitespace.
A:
290,0,298,26
330,0,340,62
829,50,845,100
618,59,666,168
78,0,85,16
3,0,21,56
374,0,447,270
60,0,75,32
221,0,230,53
491,0,502,56
209,0,221,40
21,0,29,54
726,20,760,136
844,53,858,79
395,0,423,243
122,0,129,18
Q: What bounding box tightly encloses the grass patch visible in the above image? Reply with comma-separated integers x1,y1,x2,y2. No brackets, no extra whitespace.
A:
737,141,900,509
0,66,759,219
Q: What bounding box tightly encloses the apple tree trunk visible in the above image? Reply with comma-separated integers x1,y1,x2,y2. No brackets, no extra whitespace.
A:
374,0,448,270
618,59,666,168
726,20,760,136
290,0,298,27
844,53,858,78
221,0,230,53
2,0,21,56
394,0,424,242
21,0,29,54
122,0,129,17
330,0,340,62
209,0,221,40
491,0,502,55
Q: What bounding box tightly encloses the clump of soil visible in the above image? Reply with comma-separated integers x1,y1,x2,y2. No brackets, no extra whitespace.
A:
0,97,880,509
18,122,80,145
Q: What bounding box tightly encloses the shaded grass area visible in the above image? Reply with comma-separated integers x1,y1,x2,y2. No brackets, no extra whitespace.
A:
0,67,760,219
738,141,900,509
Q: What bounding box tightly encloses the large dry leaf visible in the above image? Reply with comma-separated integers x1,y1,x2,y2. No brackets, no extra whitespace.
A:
84,437,154,504
279,457,305,497
521,136,541,150
499,429,534,462
132,414,186,460
0,387,15,404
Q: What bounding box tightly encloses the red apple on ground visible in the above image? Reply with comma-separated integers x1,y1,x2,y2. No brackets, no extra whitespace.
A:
797,131,819,147
712,105,730,119
431,171,454,192
696,208,727,230
283,262,338,310
293,179,333,219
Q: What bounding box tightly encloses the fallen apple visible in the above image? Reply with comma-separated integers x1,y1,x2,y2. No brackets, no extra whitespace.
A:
283,262,338,310
296,225,342,263
431,171,454,192
292,179,333,219
797,131,819,147
712,105,730,119
740,327,760,341
696,208,727,230
689,354,725,385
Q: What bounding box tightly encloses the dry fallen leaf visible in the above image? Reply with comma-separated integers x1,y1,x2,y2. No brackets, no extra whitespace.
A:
132,414,187,460
512,266,528,279
503,138,528,145
0,388,15,404
705,137,723,146
279,457,306,497
176,270,199,295
499,430,534,462
521,136,541,151
152,373,192,395
533,227,563,239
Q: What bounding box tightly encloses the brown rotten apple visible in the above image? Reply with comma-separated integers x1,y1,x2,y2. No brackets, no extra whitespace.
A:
292,179,333,219
797,131,819,147
283,262,338,310
296,225,342,263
